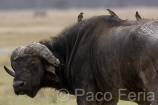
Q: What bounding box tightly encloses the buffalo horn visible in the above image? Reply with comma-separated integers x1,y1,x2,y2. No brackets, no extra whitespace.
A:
24,42,60,66
4,66,15,77
11,46,25,62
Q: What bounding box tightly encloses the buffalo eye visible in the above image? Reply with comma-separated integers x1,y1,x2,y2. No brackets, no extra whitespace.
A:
27,63,38,75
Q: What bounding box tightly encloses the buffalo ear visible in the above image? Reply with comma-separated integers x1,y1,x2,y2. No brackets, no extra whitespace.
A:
45,65,56,74
44,65,60,82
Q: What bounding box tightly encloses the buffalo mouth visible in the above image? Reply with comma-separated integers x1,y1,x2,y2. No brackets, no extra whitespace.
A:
15,90,37,98
18,88,39,98
15,91,25,95
26,89,38,98
13,80,40,98
14,85,39,98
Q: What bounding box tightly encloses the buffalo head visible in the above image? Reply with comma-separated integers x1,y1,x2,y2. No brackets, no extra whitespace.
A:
4,42,60,98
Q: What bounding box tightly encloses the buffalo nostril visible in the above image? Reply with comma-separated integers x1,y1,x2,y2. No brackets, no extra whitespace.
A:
13,81,24,88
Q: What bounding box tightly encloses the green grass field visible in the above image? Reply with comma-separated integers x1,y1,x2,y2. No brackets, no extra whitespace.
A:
0,8,157,105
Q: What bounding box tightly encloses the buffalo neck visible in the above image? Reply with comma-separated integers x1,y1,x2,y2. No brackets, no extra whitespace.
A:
39,21,90,89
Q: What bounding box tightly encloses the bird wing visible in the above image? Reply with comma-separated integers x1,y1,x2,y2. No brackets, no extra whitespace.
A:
138,14,142,19
111,11,118,17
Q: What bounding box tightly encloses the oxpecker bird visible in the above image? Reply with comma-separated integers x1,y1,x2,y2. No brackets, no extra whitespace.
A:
135,11,142,21
106,9,118,17
78,12,84,22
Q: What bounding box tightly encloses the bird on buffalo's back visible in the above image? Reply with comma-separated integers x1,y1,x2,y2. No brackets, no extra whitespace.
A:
106,9,118,17
135,11,142,21
78,12,84,22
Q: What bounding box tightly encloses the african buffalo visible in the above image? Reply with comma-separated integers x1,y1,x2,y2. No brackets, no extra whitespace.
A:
4,15,158,105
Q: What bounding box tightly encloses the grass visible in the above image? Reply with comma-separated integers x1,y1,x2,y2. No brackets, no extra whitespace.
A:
0,7,158,105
